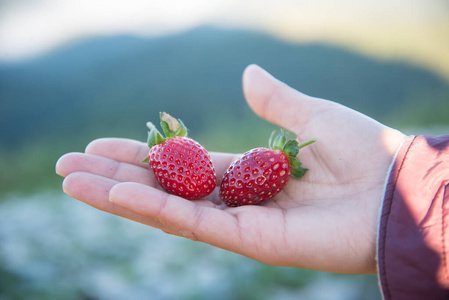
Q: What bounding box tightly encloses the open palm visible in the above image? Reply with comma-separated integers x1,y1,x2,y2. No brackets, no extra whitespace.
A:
56,65,405,274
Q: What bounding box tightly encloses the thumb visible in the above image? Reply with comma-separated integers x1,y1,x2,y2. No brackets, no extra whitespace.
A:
242,64,317,133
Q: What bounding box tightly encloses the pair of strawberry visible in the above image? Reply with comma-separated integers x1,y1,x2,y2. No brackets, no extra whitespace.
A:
143,113,315,207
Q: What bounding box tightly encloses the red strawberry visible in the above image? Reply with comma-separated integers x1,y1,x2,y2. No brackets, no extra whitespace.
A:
143,112,217,200
219,131,315,207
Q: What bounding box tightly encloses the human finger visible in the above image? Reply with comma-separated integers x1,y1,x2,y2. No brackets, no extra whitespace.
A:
62,172,172,231
242,64,327,135
85,138,149,167
109,182,249,252
85,137,239,183
56,152,156,186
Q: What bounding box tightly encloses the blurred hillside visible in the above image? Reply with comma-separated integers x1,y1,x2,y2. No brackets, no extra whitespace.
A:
1,26,448,195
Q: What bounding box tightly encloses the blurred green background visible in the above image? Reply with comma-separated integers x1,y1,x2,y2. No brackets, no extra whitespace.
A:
1,0,448,299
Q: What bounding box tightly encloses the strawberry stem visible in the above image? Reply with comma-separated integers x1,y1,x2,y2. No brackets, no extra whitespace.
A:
298,138,317,149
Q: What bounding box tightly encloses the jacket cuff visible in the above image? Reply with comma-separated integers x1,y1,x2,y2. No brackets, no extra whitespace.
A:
378,135,449,299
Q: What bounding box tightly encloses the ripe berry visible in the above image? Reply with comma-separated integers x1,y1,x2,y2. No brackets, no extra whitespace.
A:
219,131,315,207
143,113,216,200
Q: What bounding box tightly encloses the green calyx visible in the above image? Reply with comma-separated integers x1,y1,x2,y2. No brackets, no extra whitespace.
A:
142,112,188,163
268,129,316,179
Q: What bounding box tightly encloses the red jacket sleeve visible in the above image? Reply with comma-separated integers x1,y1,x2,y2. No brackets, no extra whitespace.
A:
378,135,449,299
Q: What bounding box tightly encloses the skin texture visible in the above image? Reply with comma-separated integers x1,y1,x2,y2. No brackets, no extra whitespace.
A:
56,64,406,274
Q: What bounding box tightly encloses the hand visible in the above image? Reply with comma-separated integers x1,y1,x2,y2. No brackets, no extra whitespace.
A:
56,64,406,274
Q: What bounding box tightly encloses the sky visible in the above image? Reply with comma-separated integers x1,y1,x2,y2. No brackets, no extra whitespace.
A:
1,0,448,80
